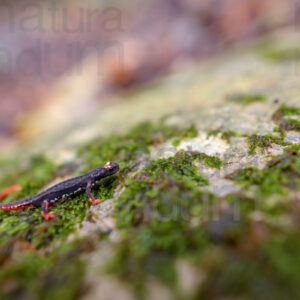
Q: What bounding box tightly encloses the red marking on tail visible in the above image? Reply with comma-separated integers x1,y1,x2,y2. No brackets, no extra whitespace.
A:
0,205,34,211
0,185,22,201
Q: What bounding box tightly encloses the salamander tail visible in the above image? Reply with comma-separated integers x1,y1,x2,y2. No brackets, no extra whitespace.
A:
0,185,22,201
0,199,34,211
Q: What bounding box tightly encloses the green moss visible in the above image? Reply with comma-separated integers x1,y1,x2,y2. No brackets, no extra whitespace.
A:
261,47,300,62
230,147,299,199
226,93,267,105
247,133,289,155
0,120,201,244
0,239,88,300
272,104,300,132
203,156,224,169
199,143,300,299
207,129,245,143
0,113,299,299
200,232,300,300
0,155,56,196
145,151,209,187
0,176,117,249
171,124,198,147
0,120,201,250
78,121,199,172
94,121,299,298
106,151,214,292
208,129,291,155
0,120,211,297
273,125,280,132
277,104,300,116
0,153,118,249
0,154,114,298
198,145,300,299
285,117,300,131
107,144,299,297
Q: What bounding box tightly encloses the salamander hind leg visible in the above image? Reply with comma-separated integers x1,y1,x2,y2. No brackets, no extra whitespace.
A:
86,181,101,205
41,200,55,221
0,185,22,201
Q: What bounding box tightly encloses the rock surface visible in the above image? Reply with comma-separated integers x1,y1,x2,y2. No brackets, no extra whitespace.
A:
0,30,299,300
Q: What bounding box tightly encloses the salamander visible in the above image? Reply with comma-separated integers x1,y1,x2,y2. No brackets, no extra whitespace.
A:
0,161,119,220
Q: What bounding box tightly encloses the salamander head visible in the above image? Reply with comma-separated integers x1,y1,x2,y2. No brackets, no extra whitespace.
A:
103,161,120,174
91,161,120,181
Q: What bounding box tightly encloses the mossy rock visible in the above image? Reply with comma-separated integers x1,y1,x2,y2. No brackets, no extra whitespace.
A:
0,31,300,300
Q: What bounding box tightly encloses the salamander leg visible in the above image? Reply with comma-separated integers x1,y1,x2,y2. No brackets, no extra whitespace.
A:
86,181,101,205
41,200,55,221
0,184,22,201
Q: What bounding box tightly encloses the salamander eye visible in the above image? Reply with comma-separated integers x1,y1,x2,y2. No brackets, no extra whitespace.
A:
104,162,113,169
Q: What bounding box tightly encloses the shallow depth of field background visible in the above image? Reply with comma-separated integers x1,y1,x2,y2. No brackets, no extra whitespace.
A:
0,0,294,150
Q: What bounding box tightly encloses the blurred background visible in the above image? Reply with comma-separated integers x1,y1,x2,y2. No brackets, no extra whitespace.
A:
0,0,295,150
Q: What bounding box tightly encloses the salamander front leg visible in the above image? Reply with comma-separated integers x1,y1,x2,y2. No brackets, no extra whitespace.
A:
41,200,55,221
86,181,101,205
0,184,22,201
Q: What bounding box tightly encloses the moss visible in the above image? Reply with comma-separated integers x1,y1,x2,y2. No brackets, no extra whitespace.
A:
171,124,198,146
0,154,111,298
106,151,214,293
261,47,300,63
247,133,289,155
0,120,210,297
0,153,119,249
146,151,209,187
272,104,300,132
261,233,300,298
78,121,199,172
207,129,291,154
0,121,201,242
203,156,224,169
285,118,300,131
107,144,299,297
230,147,299,199
198,144,300,298
207,129,245,143
86,121,299,298
199,232,300,300
0,120,201,250
0,155,56,196
277,105,300,116
226,93,267,105
0,238,89,300
0,113,299,299
0,177,117,249
198,146,299,299
273,125,281,132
